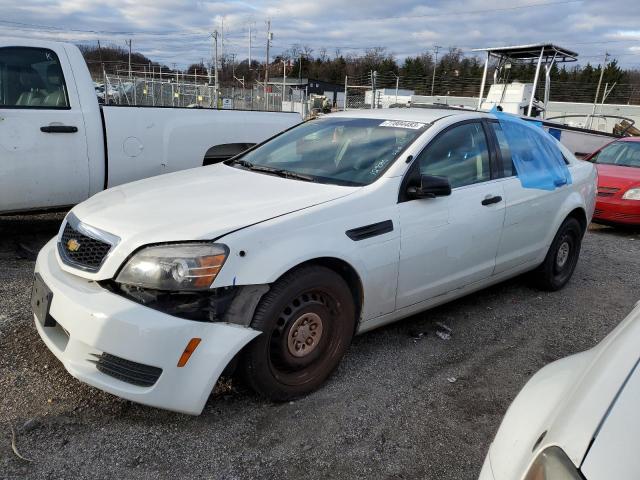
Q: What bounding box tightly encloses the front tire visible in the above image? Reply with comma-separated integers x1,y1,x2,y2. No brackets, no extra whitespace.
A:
531,217,583,291
240,266,356,401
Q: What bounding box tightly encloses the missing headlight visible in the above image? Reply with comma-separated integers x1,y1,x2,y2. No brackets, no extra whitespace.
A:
104,282,237,322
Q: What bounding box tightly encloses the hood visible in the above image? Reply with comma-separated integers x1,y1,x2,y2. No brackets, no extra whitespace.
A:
72,163,356,247
596,163,640,190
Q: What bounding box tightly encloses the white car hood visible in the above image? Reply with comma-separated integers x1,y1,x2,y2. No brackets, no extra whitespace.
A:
67,163,356,279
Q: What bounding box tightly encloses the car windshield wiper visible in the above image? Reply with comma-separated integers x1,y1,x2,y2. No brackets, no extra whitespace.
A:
230,159,316,182
275,170,317,182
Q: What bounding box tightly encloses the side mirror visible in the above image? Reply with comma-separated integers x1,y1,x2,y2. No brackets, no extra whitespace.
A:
407,174,452,199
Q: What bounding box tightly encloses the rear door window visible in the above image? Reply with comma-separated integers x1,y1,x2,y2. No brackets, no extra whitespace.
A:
490,122,516,177
0,47,70,109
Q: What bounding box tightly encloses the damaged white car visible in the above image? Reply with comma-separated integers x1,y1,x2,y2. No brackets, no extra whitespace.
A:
33,108,596,414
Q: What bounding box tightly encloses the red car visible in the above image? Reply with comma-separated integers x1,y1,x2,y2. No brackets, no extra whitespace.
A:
585,137,640,226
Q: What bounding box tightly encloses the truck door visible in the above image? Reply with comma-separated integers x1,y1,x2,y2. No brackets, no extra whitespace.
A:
0,44,89,213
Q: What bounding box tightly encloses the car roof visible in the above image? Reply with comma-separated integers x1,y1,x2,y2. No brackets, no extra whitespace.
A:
618,136,640,143
328,107,486,124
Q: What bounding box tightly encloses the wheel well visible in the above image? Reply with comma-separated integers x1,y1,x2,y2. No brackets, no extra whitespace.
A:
283,257,364,329
567,207,588,235
203,143,255,166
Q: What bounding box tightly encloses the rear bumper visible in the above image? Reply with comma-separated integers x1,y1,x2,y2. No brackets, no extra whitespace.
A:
34,238,260,415
593,198,640,225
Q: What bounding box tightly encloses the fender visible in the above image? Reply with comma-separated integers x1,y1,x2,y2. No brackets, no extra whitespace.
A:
541,161,596,255
488,351,593,480
212,180,403,321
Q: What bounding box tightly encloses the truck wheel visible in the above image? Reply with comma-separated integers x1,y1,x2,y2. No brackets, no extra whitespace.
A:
531,217,583,291
240,265,356,401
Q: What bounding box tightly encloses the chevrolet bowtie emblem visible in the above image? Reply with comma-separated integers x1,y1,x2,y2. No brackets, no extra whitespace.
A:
66,238,81,252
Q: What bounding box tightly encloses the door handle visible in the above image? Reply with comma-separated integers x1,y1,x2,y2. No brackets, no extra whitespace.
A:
40,125,78,133
481,195,502,206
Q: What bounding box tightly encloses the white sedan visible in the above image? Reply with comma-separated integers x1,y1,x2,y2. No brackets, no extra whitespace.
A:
32,108,596,414
480,301,640,480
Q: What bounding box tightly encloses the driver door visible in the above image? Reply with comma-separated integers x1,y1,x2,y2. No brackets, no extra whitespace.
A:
0,43,89,213
396,121,506,309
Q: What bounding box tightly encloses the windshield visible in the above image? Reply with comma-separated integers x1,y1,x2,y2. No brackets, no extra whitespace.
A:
230,117,427,186
592,141,640,168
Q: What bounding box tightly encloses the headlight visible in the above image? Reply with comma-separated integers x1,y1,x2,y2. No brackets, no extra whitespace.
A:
116,243,228,291
622,188,640,200
523,447,583,480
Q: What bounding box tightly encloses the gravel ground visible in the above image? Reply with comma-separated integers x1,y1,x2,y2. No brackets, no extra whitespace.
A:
1,213,639,480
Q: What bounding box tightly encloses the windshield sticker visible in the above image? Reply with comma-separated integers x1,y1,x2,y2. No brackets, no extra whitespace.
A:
370,158,391,176
379,120,425,130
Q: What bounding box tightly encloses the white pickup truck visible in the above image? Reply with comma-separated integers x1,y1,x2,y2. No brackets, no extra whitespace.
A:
0,37,301,214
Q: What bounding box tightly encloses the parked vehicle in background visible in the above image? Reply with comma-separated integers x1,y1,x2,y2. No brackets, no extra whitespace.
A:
480,300,640,480
0,37,301,214
94,82,124,104
584,137,640,226
32,108,595,414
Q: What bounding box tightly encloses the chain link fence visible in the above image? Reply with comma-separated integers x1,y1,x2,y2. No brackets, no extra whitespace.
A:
96,70,294,111
96,71,315,118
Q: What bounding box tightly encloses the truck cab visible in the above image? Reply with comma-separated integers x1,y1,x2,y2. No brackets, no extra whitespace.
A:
0,37,301,214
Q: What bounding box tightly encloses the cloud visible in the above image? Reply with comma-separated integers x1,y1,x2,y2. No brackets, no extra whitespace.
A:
0,0,639,68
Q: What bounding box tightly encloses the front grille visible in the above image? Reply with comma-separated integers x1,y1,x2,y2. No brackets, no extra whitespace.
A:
58,222,112,271
597,186,620,197
594,208,604,215
90,353,162,387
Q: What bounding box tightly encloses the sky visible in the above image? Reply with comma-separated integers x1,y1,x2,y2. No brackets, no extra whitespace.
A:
1,0,639,69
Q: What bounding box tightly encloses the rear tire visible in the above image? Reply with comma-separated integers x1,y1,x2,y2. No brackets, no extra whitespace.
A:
531,217,583,291
240,266,356,401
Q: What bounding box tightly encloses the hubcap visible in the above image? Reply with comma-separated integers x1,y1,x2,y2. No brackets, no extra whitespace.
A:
287,312,324,358
556,241,570,268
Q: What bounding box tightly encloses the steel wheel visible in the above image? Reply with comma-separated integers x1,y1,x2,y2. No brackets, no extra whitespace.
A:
240,266,356,401
532,217,583,291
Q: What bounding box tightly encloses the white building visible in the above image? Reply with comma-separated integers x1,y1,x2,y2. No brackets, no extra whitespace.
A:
365,88,415,108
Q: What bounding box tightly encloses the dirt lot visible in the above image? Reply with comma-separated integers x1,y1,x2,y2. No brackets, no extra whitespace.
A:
1,213,638,480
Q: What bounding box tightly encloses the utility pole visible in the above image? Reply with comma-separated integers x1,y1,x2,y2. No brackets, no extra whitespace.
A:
299,52,303,81
97,39,108,104
344,75,348,111
395,74,399,105
282,60,287,110
370,70,377,109
590,52,609,128
248,24,252,69
265,19,271,109
126,39,132,80
430,45,442,97
213,31,219,108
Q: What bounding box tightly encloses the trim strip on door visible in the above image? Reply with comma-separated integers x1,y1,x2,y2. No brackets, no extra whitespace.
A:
346,220,393,241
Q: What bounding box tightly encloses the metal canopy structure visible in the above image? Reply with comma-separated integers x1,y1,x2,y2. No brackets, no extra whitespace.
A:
473,43,578,64
473,43,579,117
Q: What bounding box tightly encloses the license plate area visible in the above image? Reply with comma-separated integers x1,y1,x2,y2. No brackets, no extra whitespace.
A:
31,273,55,327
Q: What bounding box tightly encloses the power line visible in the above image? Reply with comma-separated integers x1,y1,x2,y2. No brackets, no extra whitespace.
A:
0,19,211,37
0,0,580,37
354,0,581,21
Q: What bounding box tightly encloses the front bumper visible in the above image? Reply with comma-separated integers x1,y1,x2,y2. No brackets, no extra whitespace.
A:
593,197,640,225
478,450,496,480
34,238,260,415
